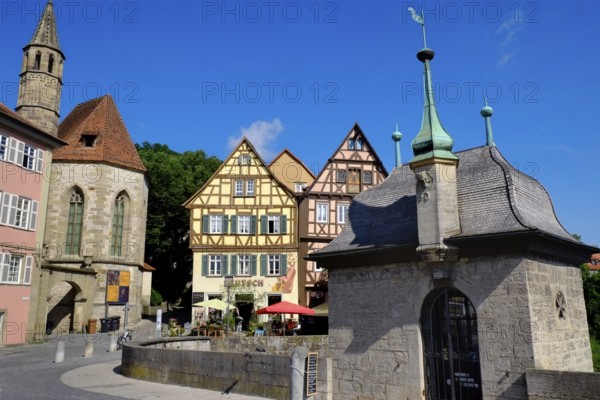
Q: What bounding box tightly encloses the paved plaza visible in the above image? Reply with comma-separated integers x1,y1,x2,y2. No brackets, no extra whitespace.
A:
0,321,269,400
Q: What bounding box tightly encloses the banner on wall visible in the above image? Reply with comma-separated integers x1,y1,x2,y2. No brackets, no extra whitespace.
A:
106,270,130,303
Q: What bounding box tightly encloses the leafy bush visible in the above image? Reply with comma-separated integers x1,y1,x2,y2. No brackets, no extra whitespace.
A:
150,288,164,306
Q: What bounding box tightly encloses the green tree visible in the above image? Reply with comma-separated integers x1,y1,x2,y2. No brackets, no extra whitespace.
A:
136,142,221,302
582,263,600,339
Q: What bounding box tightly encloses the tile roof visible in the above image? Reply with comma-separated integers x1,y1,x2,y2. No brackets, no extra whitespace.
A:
0,102,66,146
316,145,577,256
54,95,146,172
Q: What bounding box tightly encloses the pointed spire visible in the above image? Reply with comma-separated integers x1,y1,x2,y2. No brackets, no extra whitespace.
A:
481,98,495,146
392,124,403,168
407,9,457,165
28,0,61,52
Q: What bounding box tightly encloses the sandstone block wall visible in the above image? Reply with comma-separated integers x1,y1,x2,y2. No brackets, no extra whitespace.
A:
122,338,332,400
526,370,600,399
328,254,592,400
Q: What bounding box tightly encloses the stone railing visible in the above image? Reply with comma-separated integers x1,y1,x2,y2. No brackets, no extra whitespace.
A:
121,336,331,400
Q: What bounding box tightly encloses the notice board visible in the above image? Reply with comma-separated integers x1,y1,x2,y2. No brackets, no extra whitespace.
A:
106,270,130,303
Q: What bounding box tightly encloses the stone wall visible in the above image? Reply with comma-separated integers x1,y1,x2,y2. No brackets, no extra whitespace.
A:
526,370,600,399
122,337,332,400
327,254,592,400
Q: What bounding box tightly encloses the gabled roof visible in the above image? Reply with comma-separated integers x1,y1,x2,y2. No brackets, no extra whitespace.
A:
26,0,63,57
312,145,589,259
307,122,388,192
183,137,295,207
0,102,66,148
54,95,146,172
269,148,315,192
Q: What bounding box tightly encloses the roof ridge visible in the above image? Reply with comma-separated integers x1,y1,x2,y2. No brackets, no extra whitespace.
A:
488,146,532,231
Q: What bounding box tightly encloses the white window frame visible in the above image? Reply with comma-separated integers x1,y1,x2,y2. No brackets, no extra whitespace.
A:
267,215,281,234
238,215,250,234
246,179,255,196
22,144,35,170
238,254,251,276
268,255,280,276
0,253,29,284
208,255,222,276
363,171,373,185
235,180,244,196
337,203,349,224
0,193,37,230
316,203,329,223
238,154,250,165
0,135,7,160
209,215,223,234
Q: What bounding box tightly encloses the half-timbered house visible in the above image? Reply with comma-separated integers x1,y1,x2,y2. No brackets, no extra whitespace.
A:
185,138,300,327
298,123,388,306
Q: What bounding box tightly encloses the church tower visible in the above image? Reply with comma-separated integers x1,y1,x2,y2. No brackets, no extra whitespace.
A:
16,0,64,136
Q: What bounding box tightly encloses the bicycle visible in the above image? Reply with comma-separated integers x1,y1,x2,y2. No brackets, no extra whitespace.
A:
116,328,133,349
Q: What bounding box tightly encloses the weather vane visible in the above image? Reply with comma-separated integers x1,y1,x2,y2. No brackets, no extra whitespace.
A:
408,7,427,48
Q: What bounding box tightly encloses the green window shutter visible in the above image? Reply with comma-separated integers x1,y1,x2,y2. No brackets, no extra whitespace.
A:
222,215,229,234
260,255,267,276
281,254,287,275
221,255,228,276
280,215,287,234
250,215,257,234
250,255,257,276
202,215,209,233
260,215,267,234
230,215,237,234
231,255,238,276
202,255,208,276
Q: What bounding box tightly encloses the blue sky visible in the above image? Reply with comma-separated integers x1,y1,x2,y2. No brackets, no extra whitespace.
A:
1,1,599,247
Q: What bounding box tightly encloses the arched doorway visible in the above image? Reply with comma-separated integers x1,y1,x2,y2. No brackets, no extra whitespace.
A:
46,281,81,334
421,288,482,400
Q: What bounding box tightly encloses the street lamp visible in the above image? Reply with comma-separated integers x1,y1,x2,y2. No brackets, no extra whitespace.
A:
224,275,234,337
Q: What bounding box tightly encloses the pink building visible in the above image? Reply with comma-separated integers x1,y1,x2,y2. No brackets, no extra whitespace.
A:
0,103,64,345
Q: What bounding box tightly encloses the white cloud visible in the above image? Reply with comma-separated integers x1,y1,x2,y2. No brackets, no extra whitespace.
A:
497,52,514,67
495,14,525,66
227,118,284,161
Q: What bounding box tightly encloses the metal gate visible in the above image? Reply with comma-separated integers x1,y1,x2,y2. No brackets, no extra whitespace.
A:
422,289,482,400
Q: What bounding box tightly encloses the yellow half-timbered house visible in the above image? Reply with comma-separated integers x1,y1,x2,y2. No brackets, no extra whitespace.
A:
298,123,388,306
184,138,300,327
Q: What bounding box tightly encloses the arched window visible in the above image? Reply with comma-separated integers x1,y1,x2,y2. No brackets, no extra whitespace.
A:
65,188,84,255
110,193,127,257
48,54,54,73
34,52,41,70
422,288,482,400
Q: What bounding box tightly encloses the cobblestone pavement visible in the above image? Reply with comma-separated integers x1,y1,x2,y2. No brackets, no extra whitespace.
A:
0,321,270,400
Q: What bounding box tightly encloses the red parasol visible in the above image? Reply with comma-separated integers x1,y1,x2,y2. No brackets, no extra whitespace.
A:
256,300,315,315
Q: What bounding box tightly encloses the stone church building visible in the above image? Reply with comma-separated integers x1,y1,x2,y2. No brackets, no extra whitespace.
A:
12,1,148,338
309,42,599,399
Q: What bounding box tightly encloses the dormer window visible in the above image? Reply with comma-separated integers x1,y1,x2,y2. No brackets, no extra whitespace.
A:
81,134,97,148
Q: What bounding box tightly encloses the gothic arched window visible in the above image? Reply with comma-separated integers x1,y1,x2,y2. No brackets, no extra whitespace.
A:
110,193,127,257
66,188,84,255
34,52,41,70
48,54,54,73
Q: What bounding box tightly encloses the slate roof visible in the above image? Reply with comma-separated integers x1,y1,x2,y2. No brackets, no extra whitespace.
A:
54,95,146,172
315,145,577,256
